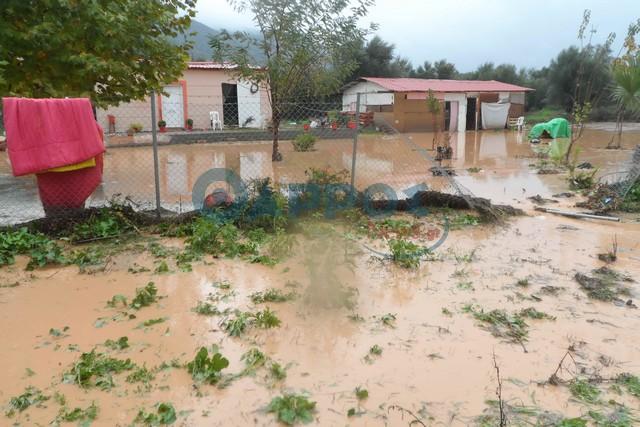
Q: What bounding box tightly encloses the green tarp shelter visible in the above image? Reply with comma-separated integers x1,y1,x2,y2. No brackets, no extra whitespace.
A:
528,118,572,139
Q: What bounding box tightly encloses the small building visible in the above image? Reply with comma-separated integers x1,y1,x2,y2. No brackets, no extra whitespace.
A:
97,62,270,132
342,77,533,132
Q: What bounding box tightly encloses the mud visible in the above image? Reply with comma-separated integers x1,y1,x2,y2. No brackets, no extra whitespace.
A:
2,128,640,426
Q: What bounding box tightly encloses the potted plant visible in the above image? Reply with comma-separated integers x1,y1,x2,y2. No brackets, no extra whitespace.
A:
302,120,311,131
185,118,193,131
158,120,167,133
347,120,357,129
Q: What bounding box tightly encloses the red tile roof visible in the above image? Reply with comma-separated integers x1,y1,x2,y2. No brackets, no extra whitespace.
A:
361,77,533,93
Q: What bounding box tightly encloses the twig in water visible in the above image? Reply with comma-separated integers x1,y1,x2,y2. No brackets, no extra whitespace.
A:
387,405,427,426
493,351,507,427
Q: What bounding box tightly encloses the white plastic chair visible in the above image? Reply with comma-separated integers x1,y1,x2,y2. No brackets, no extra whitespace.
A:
209,111,222,131
516,116,525,132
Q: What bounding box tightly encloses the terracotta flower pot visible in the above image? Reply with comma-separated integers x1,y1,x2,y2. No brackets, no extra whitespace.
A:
159,126,166,133
347,121,356,129
331,122,338,130
303,124,310,131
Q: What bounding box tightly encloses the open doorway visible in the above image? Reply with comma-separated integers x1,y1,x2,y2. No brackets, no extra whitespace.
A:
222,83,239,127
444,101,451,131
466,97,477,130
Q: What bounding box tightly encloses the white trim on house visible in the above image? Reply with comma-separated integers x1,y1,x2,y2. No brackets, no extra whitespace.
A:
342,81,394,112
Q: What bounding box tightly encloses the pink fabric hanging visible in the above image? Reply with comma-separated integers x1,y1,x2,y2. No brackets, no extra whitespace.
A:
2,97,105,176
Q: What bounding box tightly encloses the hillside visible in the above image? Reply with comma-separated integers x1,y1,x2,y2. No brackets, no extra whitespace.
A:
175,20,264,63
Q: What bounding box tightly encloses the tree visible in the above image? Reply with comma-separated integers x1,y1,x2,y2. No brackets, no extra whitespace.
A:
349,35,404,79
412,61,436,79
609,21,640,149
389,57,414,77
433,59,458,79
0,0,196,108
425,89,442,149
563,9,616,163
211,0,374,161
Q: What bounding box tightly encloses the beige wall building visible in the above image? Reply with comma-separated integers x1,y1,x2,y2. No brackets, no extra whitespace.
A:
97,62,271,133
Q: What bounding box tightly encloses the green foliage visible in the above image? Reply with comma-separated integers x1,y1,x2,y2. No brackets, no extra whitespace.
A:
211,0,373,159
0,227,66,270
388,239,430,268
250,288,297,304
616,373,640,397
126,365,156,384
139,317,168,328
369,345,383,356
569,379,600,403
588,406,634,427
185,218,257,258
519,307,556,320
64,350,135,390
568,168,598,190
192,301,221,316
355,387,369,400
134,402,177,426
0,0,196,107
558,418,587,427
71,209,132,242
267,394,317,425
186,347,229,385
55,401,99,424
254,308,282,328
69,247,106,272
269,362,287,381
131,282,159,309
449,214,481,229
5,386,49,417
154,261,170,274
241,348,267,374
470,307,530,344
378,313,397,327
104,336,130,351
292,133,317,152
224,311,254,337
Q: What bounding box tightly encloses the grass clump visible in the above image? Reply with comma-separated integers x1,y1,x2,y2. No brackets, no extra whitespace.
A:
388,239,431,269
569,379,600,404
138,317,168,328
191,301,220,316
134,402,177,426
519,307,556,320
355,387,369,400
254,308,282,328
5,386,49,417
369,344,383,356
267,393,316,425
575,267,633,302
616,373,640,397
55,402,99,424
292,133,317,152
104,336,129,350
470,307,529,345
186,347,229,385
250,288,297,304
126,365,156,384
224,309,282,337
131,282,159,309
63,350,135,390
449,213,481,229
70,208,132,242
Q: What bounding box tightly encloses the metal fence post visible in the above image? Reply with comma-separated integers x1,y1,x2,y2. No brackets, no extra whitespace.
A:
350,93,361,189
150,91,162,218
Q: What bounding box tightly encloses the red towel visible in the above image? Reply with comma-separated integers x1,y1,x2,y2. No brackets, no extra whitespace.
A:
2,97,105,176
36,153,104,212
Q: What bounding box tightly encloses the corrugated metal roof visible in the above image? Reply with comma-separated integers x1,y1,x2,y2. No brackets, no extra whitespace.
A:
361,77,533,93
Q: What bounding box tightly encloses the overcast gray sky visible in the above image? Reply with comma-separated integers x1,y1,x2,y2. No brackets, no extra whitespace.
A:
195,0,638,71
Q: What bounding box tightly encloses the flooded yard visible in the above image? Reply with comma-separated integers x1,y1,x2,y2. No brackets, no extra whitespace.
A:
1,127,640,426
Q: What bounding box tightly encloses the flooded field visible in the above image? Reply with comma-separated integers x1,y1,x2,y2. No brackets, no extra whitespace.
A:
1,127,640,426
1,128,638,224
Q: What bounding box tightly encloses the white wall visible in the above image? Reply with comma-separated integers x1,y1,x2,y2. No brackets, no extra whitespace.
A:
444,93,467,132
342,81,394,112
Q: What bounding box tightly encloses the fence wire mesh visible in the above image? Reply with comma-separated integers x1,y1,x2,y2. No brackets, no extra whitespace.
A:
0,92,474,226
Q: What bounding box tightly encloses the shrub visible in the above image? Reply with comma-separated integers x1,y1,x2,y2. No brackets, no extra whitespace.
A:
128,123,143,133
292,133,317,152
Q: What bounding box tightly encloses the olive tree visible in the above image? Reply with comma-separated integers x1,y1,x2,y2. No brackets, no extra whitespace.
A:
210,0,375,161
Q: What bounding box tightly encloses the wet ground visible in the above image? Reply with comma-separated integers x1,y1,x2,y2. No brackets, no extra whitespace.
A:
1,127,640,426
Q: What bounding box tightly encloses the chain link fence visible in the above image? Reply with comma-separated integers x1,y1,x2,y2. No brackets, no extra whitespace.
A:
0,92,472,225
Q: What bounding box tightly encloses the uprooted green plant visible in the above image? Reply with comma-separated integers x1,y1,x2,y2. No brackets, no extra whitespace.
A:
0,227,66,270
54,401,99,425
63,350,136,390
4,386,49,417
388,239,431,269
186,347,229,385
267,393,317,425
250,288,297,304
134,402,177,426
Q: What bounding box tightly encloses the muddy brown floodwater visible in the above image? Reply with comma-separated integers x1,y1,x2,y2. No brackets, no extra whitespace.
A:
1,128,640,426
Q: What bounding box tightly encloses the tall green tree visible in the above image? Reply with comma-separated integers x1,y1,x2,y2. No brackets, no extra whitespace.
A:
0,0,196,108
433,59,458,79
350,36,397,79
211,0,374,161
412,61,436,79
608,21,640,149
